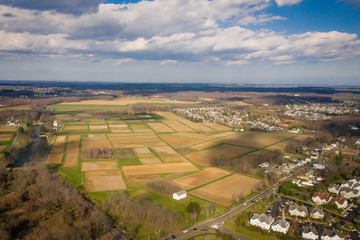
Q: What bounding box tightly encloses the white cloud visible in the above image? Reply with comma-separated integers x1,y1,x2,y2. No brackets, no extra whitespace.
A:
113,58,134,65
275,0,302,7
160,59,178,65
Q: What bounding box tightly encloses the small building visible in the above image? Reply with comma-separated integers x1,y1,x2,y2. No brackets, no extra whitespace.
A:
328,184,341,195
312,192,332,205
301,223,319,240
310,207,324,219
352,183,360,191
341,180,354,189
313,161,326,170
53,120,59,127
271,218,290,234
249,213,274,230
331,197,348,209
288,203,308,218
340,187,360,199
349,176,360,184
320,227,345,240
173,190,187,200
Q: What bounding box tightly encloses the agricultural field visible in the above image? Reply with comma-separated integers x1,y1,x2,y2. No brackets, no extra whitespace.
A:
85,170,126,192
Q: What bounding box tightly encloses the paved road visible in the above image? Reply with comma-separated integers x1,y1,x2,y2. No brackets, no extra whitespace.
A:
162,171,300,240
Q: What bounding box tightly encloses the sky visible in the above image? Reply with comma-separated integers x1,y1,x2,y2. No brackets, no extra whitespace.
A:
0,0,360,85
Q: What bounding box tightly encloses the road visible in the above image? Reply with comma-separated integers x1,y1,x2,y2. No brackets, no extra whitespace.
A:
162,172,299,240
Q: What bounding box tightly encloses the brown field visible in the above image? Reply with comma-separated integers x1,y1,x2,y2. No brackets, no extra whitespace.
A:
0,126,17,132
214,131,292,148
108,133,165,148
89,121,107,125
56,114,76,121
0,105,31,111
137,115,152,118
50,143,65,154
85,170,126,192
82,139,111,149
63,152,79,167
81,161,118,171
186,144,253,167
154,112,183,120
190,174,261,206
127,175,161,183
139,157,162,164
129,124,153,133
147,122,174,132
161,120,194,132
89,125,108,131
171,168,230,190
0,145,6,152
0,134,13,141
84,134,107,140
111,128,132,133
59,97,176,106
178,119,214,132
68,135,81,142
159,134,204,149
191,141,220,151
122,162,199,175
161,156,188,163
211,131,236,138
108,121,125,125
56,136,66,143
46,153,63,164
133,147,155,158
152,146,179,157
202,122,232,131
172,132,214,141
64,126,88,131
66,142,79,153
76,113,92,119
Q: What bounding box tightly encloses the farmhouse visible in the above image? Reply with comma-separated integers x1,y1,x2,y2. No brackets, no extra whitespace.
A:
288,204,308,218
309,207,324,219
320,227,345,240
301,223,319,240
271,218,290,234
340,187,360,198
312,192,332,205
249,213,274,230
331,197,348,209
328,184,341,195
173,190,187,200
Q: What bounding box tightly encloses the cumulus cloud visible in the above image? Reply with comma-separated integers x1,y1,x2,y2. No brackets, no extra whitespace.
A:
275,0,302,7
0,0,104,15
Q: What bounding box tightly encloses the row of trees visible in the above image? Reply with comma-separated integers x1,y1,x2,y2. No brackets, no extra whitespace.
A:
145,180,181,196
101,192,181,231
83,147,113,159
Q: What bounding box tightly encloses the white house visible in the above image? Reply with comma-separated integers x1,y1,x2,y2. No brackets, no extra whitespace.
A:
310,207,324,219
312,193,332,205
320,227,345,240
340,187,360,198
271,218,290,234
249,213,274,230
331,197,348,209
173,190,187,200
352,183,360,191
313,161,326,170
258,162,270,168
302,223,319,240
328,184,341,195
341,180,354,189
288,204,308,218
53,120,59,127
349,176,360,184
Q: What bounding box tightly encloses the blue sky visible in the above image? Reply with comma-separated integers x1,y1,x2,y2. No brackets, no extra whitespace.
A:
0,0,359,85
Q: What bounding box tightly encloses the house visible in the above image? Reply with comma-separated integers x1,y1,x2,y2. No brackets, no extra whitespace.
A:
320,227,345,240
249,213,274,230
328,184,341,195
311,153,319,160
173,190,187,200
310,207,324,219
258,162,270,168
340,187,360,198
331,197,348,209
313,161,326,170
312,193,332,205
53,120,59,127
301,223,319,240
341,180,354,189
352,183,360,191
349,176,360,184
288,203,308,218
271,218,290,234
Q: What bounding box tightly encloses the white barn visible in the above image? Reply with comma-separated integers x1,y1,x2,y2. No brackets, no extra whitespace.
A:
173,190,187,200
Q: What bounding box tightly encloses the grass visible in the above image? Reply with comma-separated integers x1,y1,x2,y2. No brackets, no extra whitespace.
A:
86,190,121,202
57,165,83,188
52,104,128,115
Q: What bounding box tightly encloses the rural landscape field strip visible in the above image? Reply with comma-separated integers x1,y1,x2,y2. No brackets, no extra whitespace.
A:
126,175,161,183
122,162,199,175
85,170,126,192
147,122,175,132
81,161,118,171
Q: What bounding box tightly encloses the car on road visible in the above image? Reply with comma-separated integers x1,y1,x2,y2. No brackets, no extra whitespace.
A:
183,230,188,233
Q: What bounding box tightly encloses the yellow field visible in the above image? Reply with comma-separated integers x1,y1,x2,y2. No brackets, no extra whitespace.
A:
63,152,79,167
56,136,66,143
81,161,118,171
89,125,108,131
171,168,230,190
82,139,111,149
190,174,261,206
202,122,232,131
127,175,161,183
147,122,174,132
122,162,199,175
46,153,63,164
186,144,253,167
214,131,291,148
85,170,126,192
56,114,76,121
139,157,162,164
64,126,88,131
178,119,214,132
191,141,220,151
50,143,65,154
161,156,188,163
0,126,17,132
129,124,153,133
161,120,194,132
133,147,155,158
152,146,179,157
109,125,131,133
108,121,125,125
68,135,81,142
159,134,204,149
108,133,165,148
172,132,214,141
84,134,107,140
0,134,13,141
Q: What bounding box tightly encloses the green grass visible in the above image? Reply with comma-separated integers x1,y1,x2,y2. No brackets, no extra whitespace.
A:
52,104,128,115
117,157,142,166
57,166,83,188
87,190,121,202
